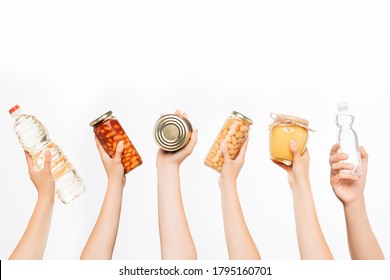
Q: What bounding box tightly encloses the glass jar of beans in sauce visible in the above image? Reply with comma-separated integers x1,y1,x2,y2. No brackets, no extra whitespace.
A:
90,111,142,174
204,111,253,172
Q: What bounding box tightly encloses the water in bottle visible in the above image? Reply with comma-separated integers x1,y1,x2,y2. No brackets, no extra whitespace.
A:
9,105,85,204
335,101,362,176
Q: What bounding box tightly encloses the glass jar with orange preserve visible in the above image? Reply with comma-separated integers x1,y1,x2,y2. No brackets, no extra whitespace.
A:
269,113,313,165
90,111,142,174
204,111,253,172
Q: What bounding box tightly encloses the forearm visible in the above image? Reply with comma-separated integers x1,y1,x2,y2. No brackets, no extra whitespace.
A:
81,183,123,260
220,185,260,260
157,164,196,260
344,197,384,260
292,185,333,260
9,196,54,260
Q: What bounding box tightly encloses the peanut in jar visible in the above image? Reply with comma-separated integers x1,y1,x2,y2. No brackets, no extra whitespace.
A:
204,111,253,172
90,111,142,174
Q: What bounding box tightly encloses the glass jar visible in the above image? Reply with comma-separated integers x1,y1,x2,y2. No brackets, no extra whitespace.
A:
90,111,142,174
154,114,193,152
269,113,312,165
204,111,253,172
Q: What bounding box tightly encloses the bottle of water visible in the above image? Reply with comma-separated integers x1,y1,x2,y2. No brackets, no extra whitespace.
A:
9,105,85,204
335,102,362,176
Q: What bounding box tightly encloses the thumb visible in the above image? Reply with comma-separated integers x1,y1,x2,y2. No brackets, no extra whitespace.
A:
220,142,231,163
290,140,300,162
43,150,52,172
360,146,368,173
25,151,34,171
114,141,124,161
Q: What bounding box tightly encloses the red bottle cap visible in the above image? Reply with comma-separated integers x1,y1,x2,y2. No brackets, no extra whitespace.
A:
9,105,20,114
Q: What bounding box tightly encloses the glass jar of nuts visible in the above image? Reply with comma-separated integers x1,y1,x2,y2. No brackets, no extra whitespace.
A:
90,111,143,174
204,111,253,172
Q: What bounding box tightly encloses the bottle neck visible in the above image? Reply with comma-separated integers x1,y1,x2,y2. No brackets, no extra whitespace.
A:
11,108,23,118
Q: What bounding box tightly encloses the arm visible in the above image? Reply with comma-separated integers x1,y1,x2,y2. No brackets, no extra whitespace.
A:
219,138,260,260
80,138,126,260
157,110,197,260
274,140,333,259
9,151,55,260
329,144,384,259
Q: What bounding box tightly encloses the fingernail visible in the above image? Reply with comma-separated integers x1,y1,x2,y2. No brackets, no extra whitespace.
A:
290,139,297,148
45,150,51,156
118,141,124,148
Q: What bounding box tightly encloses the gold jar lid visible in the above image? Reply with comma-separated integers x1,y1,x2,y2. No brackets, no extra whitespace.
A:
154,114,193,152
90,111,113,127
269,113,313,131
231,110,253,125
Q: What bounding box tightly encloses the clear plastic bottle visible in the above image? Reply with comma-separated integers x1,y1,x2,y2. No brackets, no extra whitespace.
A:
9,105,85,204
335,102,362,176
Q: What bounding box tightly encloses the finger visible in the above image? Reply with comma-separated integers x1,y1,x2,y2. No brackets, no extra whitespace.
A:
235,136,249,162
301,147,310,160
24,151,34,171
220,142,232,164
331,162,355,174
360,146,368,161
43,150,52,173
330,143,340,156
114,141,124,161
360,146,368,173
301,147,310,161
182,112,188,119
95,136,110,160
329,152,349,164
175,109,181,116
290,140,301,164
183,129,198,153
336,172,359,181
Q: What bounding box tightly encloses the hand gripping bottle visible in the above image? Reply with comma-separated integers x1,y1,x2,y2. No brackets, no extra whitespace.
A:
9,105,85,204
335,102,362,176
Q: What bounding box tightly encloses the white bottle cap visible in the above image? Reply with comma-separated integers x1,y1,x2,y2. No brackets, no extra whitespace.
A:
337,101,349,111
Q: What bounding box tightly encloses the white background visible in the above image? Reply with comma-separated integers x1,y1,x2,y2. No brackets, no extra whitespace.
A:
0,0,389,260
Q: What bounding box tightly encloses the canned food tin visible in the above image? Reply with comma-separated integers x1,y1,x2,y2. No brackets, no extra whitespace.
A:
90,111,143,174
154,114,193,152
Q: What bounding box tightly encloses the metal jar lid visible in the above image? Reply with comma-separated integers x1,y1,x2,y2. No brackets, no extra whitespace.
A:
154,114,193,152
90,111,113,127
231,110,253,125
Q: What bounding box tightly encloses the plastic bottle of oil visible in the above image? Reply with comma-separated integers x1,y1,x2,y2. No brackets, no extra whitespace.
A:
9,105,85,204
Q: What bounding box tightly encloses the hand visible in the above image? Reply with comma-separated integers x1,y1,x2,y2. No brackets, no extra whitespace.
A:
273,140,310,190
95,136,126,187
156,110,198,168
329,143,367,206
25,151,55,200
218,137,249,189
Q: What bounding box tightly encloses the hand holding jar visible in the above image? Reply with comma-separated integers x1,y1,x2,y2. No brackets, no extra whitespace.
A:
90,111,143,174
269,113,312,166
205,111,253,173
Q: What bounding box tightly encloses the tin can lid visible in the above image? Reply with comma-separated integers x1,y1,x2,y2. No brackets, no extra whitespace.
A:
154,114,193,152
231,110,253,125
90,111,113,127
